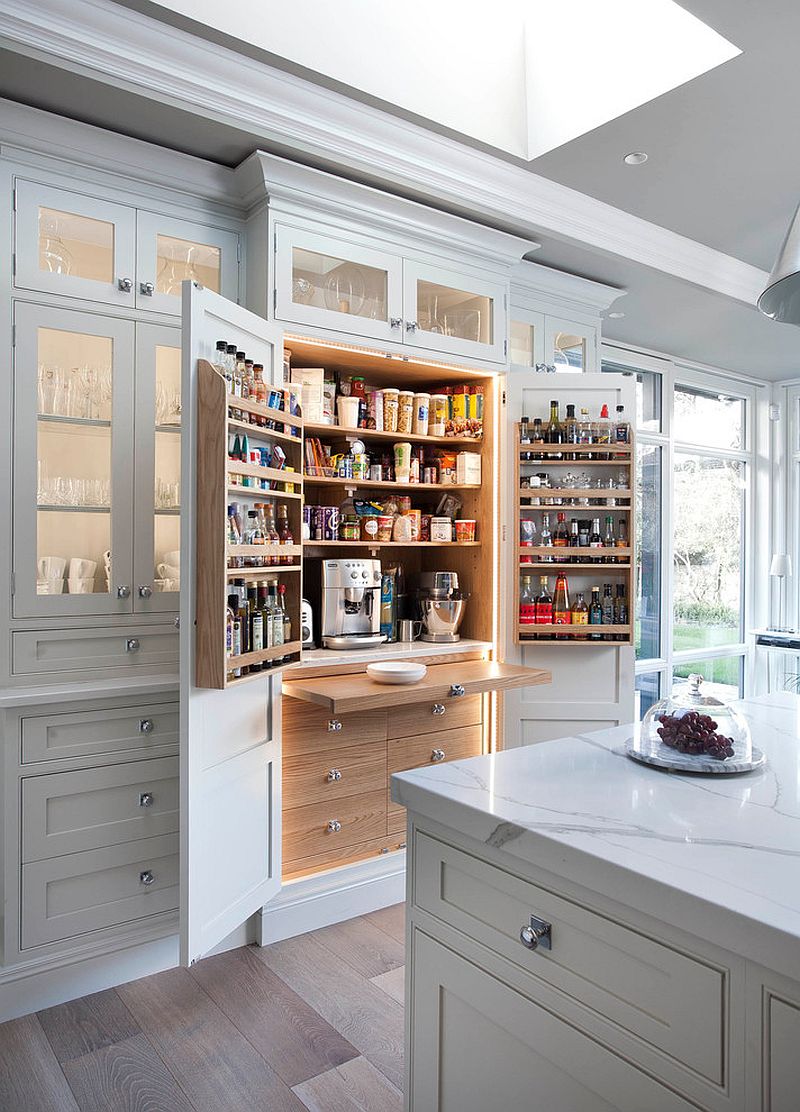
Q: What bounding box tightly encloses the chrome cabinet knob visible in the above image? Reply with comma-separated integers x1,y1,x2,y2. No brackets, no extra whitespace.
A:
125,638,140,653
405,320,418,332
431,748,446,762
432,703,446,716
327,719,343,732
327,768,343,782
139,870,155,885
117,277,133,292
519,914,552,951
326,820,342,833
140,281,155,296
116,585,130,599
390,317,403,329
138,718,154,734
449,684,465,697
174,616,180,629
139,791,154,808
138,585,152,598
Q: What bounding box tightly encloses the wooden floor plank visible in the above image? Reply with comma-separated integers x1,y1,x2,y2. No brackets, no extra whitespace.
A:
363,902,406,946
62,1033,195,1112
370,966,405,1005
190,946,359,1087
314,915,405,979
258,932,405,1091
117,967,305,1112
0,1013,79,1112
293,1055,403,1112
38,988,140,1063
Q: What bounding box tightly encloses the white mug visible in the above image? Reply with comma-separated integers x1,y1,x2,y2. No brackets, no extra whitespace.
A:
102,550,112,567
155,578,179,592
157,563,180,580
38,556,66,579
69,557,97,578
67,577,96,594
37,578,64,595
163,550,180,566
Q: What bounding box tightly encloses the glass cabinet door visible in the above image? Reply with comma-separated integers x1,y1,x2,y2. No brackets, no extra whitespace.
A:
133,324,181,613
274,224,404,342
544,316,598,373
13,304,135,618
509,311,545,369
404,261,506,363
14,181,137,307
135,212,239,316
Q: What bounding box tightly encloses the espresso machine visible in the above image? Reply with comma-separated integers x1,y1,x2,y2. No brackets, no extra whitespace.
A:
321,559,384,649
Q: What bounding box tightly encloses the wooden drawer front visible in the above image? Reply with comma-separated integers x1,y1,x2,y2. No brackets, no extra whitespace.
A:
282,698,387,755
12,627,179,676
21,834,178,948
22,757,179,862
414,833,725,1086
388,724,483,834
283,745,387,808
387,694,482,739
21,703,178,764
283,790,386,864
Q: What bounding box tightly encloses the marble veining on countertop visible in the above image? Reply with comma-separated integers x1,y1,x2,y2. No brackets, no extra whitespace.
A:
392,694,800,963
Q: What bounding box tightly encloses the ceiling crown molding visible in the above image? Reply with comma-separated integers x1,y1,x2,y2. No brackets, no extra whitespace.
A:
0,0,769,306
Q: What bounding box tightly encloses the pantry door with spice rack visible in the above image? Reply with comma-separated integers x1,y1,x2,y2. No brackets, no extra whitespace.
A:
502,371,636,746
180,283,285,965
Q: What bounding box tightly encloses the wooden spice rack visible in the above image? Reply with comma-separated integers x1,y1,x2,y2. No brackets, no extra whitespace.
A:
515,424,635,646
195,359,304,688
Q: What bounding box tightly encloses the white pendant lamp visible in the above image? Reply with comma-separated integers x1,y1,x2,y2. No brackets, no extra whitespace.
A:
758,202,800,324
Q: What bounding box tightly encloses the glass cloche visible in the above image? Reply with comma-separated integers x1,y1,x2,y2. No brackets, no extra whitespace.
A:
631,674,762,774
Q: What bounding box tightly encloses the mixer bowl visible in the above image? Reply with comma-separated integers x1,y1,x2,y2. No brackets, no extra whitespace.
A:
419,596,467,642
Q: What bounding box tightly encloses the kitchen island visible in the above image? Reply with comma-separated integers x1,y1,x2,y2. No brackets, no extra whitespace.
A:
392,693,800,1111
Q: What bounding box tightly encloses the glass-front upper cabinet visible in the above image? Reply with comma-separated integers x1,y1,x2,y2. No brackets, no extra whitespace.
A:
15,181,137,307
544,316,598,374
404,260,506,363
13,303,135,618
274,225,404,343
133,324,181,613
135,212,239,315
509,313,545,369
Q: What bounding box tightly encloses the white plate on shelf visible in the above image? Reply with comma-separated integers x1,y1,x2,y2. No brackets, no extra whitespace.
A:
366,661,428,685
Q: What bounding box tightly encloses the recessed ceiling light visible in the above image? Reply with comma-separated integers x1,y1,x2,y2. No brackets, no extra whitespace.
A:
608,311,626,319
623,151,648,166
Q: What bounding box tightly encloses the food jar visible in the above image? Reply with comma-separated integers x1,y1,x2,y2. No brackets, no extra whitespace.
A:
397,389,414,434
394,442,412,483
412,392,431,435
340,514,360,541
392,514,414,542
360,515,380,541
430,394,448,437
454,519,476,542
382,388,399,432
403,509,421,540
430,516,453,542
377,515,394,541
368,390,384,431
420,513,432,541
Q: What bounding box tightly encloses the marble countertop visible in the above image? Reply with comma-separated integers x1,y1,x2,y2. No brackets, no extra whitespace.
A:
392,694,800,977
286,638,491,670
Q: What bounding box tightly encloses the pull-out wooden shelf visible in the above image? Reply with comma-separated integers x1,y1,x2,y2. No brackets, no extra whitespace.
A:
282,660,551,715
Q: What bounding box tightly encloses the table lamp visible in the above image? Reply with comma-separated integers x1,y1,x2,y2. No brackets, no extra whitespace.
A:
769,554,793,632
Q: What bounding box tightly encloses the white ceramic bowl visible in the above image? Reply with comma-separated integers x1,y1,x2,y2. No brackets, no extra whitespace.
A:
366,661,427,685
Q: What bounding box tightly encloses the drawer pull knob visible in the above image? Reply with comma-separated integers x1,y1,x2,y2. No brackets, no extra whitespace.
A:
432,703,446,716
139,870,155,886
140,281,155,296
138,585,153,599
117,276,133,292
326,820,342,833
125,638,140,653
116,585,130,599
327,768,343,782
139,718,154,734
139,791,154,808
449,684,465,698
327,719,343,732
431,748,446,762
519,915,552,951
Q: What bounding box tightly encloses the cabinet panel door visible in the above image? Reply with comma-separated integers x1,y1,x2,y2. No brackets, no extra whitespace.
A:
13,302,135,618
410,929,694,1112
135,212,239,315
15,180,137,306
544,315,599,374
404,260,507,364
767,995,800,1112
509,310,545,370
133,323,182,613
180,284,285,964
274,224,404,342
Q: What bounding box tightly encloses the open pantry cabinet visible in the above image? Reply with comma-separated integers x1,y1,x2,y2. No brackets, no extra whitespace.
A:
502,372,637,746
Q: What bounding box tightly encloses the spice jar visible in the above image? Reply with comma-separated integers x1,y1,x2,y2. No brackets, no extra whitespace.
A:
340,514,360,541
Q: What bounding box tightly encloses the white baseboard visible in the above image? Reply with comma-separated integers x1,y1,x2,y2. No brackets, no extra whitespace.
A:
258,851,406,945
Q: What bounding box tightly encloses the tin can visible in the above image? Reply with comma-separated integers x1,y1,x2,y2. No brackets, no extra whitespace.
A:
321,506,337,541
423,466,436,485
353,453,369,480
420,513,432,541
369,463,383,482
311,506,324,541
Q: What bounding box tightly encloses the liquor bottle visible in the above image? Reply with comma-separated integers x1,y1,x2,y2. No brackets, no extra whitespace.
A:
280,583,292,650
596,403,612,459
552,573,570,625
531,418,544,460
520,415,531,449
277,503,294,564
248,585,263,671
263,502,280,565
568,518,580,558
553,511,569,558
601,583,615,633
563,403,579,460
520,514,537,563
227,594,243,678
545,400,562,457
616,519,628,556
540,513,553,561
535,576,553,625
258,581,273,650
604,515,616,561
269,583,285,660
589,517,603,552
519,575,536,627
588,586,603,639
614,584,629,640
226,344,239,396
236,351,249,398
570,591,589,625
578,518,590,554
613,404,630,444
578,407,593,450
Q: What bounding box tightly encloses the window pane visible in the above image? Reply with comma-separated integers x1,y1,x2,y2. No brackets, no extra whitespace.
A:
602,362,662,431
635,672,662,719
674,385,744,450
673,454,743,649
636,443,662,659
672,657,743,702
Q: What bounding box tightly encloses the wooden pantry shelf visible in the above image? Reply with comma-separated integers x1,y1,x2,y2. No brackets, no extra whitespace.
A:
228,486,303,501
227,544,302,558
518,624,631,636
303,540,480,548
227,393,302,438
520,488,632,499
520,458,630,467
519,562,631,571
227,415,304,447
520,444,632,457
518,546,632,558
304,421,483,448
227,460,301,486
304,475,479,491
225,566,301,577
226,641,304,683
